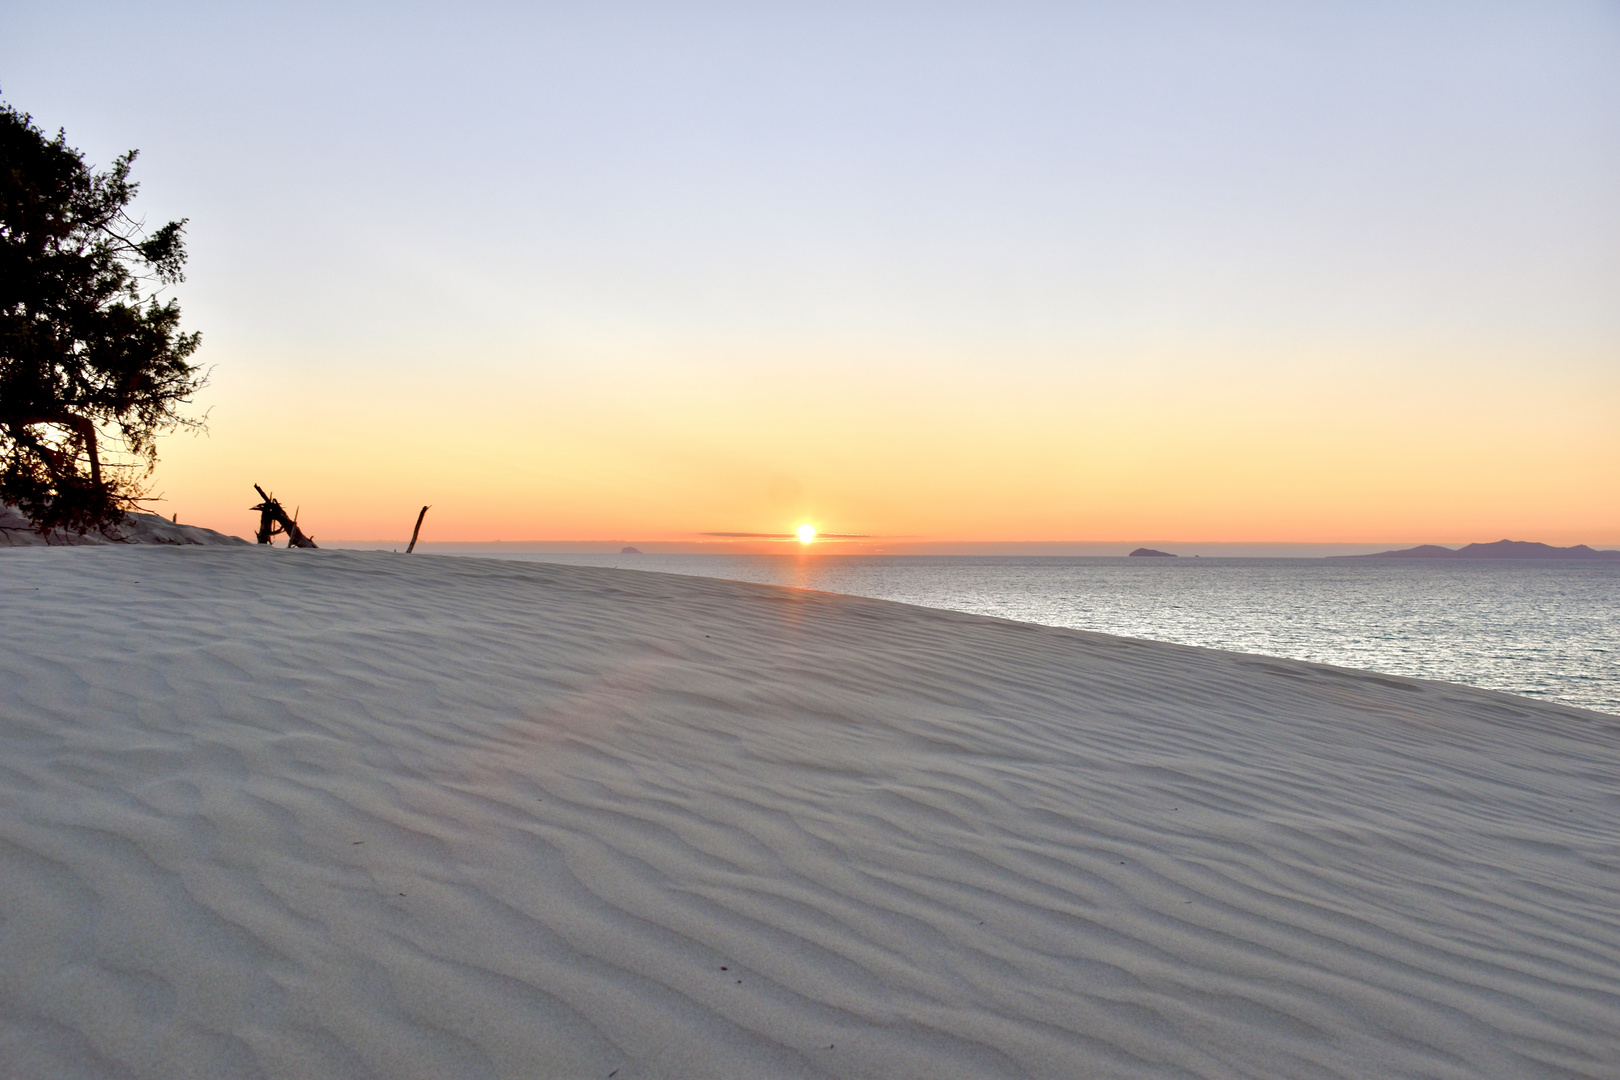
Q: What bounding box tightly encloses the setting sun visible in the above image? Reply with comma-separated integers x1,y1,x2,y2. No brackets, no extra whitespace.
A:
796,524,817,543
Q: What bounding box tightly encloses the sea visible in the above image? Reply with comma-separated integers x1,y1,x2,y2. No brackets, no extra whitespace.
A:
475,553,1619,716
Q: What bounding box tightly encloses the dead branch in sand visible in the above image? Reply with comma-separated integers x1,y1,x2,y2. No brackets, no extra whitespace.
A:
251,484,317,548
406,506,430,553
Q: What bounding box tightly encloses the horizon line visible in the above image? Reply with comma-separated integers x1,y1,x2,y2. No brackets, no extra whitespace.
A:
312,537,1620,549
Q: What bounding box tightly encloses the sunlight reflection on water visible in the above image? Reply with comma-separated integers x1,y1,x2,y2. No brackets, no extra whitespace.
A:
481,554,1620,716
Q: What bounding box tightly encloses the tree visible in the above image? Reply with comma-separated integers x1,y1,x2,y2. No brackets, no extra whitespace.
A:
0,100,203,534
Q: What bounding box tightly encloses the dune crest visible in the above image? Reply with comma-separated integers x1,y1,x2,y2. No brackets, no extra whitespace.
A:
1,548,1617,1079
0,504,248,547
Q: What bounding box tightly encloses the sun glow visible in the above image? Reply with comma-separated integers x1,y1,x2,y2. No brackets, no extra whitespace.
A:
796,523,817,543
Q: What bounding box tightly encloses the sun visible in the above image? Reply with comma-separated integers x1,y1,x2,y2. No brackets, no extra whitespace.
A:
796,523,817,543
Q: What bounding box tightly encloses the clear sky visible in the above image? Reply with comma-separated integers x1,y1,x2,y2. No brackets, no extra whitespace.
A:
4,1,1617,545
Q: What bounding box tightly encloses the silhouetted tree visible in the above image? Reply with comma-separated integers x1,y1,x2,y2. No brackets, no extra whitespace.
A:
0,100,203,534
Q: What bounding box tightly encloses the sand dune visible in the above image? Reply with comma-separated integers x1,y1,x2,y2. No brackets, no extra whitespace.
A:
1,547,1617,1079
0,504,248,547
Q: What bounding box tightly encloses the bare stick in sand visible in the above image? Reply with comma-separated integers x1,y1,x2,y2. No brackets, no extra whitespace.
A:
406,505,430,553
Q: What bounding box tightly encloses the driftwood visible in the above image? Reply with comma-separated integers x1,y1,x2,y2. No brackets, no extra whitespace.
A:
406,506,430,554
251,484,317,548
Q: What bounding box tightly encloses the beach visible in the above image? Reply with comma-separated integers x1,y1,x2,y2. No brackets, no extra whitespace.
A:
452,551,1620,715
2,546,1617,1078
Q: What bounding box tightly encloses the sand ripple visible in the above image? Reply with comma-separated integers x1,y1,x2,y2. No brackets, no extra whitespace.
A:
2,548,1617,1078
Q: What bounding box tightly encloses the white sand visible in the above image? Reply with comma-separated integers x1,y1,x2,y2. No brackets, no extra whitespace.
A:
1,548,1617,1080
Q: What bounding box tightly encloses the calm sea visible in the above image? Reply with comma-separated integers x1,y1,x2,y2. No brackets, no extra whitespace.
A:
476,554,1620,716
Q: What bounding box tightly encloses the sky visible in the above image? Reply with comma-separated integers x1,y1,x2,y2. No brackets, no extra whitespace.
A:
3,1,1617,546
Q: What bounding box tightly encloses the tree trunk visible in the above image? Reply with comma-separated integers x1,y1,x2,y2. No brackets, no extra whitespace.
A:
9,413,101,490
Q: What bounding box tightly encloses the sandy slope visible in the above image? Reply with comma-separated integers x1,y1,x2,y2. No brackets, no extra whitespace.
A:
1,548,1617,1080
0,504,248,547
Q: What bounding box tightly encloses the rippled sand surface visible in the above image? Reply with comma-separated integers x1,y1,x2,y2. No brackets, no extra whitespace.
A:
489,553,1620,715
2,547,1617,1078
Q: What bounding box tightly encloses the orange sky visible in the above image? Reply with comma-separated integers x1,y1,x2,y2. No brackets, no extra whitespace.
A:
153,333,1619,546
11,5,1615,547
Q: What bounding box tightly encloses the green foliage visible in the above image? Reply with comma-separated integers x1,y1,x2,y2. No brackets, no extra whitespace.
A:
0,100,204,534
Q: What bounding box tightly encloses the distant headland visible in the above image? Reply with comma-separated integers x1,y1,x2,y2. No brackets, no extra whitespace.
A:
1128,547,1177,557
1337,540,1620,560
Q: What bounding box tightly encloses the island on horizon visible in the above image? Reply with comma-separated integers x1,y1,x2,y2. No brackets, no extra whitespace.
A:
1128,547,1177,557
1338,540,1620,560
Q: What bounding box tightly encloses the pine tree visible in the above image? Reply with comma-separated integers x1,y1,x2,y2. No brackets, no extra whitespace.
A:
0,101,203,533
